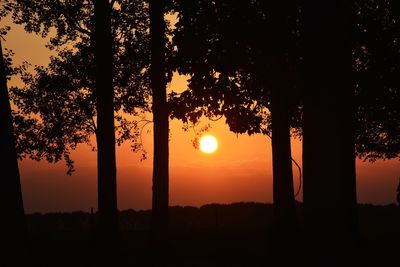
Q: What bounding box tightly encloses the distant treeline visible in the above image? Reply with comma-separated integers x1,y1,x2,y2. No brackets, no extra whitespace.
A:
26,202,400,235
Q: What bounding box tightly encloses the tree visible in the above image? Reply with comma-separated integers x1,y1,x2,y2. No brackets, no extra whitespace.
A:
301,0,358,265
169,0,302,246
93,0,118,239
149,0,169,253
265,1,300,241
1,1,153,251
299,5,400,263
3,0,152,238
0,39,27,264
3,0,151,175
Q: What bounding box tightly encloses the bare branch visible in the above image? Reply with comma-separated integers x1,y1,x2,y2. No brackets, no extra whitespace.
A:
291,157,302,198
208,114,223,122
265,132,302,199
90,116,97,133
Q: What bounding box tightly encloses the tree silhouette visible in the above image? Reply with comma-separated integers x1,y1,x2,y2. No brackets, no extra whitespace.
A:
0,39,27,264
264,1,301,243
3,0,150,174
169,0,301,245
149,0,169,255
93,0,118,239
1,0,399,264
301,0,358,265
3,0,153,237
2,0,153,247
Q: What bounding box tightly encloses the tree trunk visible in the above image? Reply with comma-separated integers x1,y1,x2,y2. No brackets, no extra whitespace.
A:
150,0,169,255
0,40,27,262
267,0,298,244
270,91,299,265
94,0,118,239
270,90,297,235
302,1,358,265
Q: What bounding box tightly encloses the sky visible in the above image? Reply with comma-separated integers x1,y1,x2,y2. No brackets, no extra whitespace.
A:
2,16,400,213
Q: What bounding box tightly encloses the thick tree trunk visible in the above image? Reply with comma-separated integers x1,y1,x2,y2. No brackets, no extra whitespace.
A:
94,0,118,239
0,40,27,262
302,1,358,265
150,0,169,254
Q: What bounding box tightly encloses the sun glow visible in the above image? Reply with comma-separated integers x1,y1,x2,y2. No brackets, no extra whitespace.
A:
199,135,218,154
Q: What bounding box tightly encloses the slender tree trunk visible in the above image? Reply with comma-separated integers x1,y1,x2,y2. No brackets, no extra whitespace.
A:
270,92,299,265
260,2,300,263
150,0,169,254
269,82,299,265
270,90,297,235
302,1,358,265
267,0,298,243
0,40,27,262
93,0,118,239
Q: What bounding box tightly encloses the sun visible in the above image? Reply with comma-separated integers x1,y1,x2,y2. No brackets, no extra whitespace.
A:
199,135,218,154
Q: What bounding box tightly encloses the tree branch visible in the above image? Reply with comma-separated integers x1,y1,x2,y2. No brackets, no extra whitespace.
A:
90,116,97,133
63,13,92,37
265,132,303,199
291,157,302,198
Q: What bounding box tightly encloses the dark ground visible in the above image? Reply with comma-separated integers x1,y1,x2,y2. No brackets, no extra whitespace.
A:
21,203,399,266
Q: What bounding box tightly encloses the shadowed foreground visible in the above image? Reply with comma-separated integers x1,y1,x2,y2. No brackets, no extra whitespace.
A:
24,203,399,266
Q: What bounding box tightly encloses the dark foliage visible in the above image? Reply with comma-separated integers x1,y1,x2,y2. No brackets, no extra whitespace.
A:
169,0,302,137
1,0,151,174
353,0,400,161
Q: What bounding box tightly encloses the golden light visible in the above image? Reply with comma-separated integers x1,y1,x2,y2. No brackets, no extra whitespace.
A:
199,135,218,154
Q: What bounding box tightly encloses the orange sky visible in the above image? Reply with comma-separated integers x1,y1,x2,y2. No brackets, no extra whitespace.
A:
2,17,400,213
